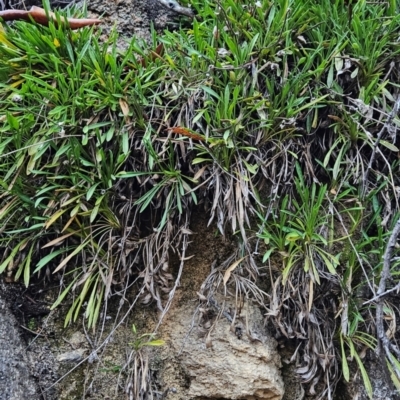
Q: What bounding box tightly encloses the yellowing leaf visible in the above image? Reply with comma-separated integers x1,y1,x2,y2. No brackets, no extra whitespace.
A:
45,208,68,229
0,25,17,49
285,232,302,242
10,79,25,88
144,339,165,346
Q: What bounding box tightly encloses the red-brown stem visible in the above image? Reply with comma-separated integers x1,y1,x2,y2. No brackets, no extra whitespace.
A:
0,6,101,30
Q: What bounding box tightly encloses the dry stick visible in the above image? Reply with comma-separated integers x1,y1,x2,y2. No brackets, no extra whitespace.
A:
376,216,400,393
362,97,400,198
363,281,400,306
0,6,101,29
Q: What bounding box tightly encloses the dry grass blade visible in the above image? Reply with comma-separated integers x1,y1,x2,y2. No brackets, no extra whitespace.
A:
223,256,246,286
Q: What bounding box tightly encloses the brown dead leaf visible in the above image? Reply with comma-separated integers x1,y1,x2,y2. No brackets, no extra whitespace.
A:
223,256,246,286
119,98,130,117
42,231,78,248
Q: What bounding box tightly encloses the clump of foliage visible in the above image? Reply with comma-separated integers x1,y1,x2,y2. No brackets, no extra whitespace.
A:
125,324,165,399
0,0,400,398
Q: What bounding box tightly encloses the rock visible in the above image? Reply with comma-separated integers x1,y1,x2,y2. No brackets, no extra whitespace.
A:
0,291,39,400
340,350,399,400
57,348,86,363
161,297,284,400
68,331,87,347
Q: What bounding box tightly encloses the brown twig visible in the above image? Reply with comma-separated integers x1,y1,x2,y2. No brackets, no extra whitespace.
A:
0,6,101,30
20,324,47,337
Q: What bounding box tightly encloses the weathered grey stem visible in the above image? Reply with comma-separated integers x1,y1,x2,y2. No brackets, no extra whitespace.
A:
362,96,400,198
375,216,400,397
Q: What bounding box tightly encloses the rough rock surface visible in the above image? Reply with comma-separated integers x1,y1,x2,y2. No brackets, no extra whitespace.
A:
0,291,39,400
337,350,398,400
161,297,284,400
87,0,187,50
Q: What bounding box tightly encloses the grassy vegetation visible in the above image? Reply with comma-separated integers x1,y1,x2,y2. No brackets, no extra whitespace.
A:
0,0,400,398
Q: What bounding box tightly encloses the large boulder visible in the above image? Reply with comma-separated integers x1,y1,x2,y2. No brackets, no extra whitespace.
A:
161,297,284,400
